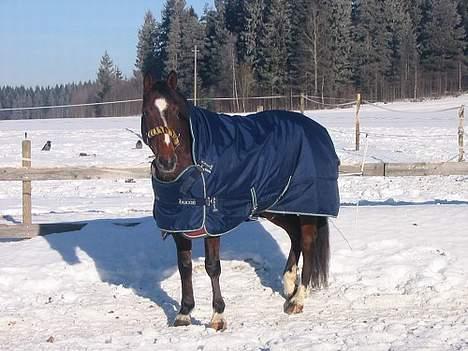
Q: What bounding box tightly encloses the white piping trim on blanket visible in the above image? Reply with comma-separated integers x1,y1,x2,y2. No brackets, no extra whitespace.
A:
266,176,293,211
250,187,258,214
189,112,199,168
264,210,337,218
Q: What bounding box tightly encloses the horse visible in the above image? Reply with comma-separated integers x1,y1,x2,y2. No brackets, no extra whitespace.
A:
141,71,340,331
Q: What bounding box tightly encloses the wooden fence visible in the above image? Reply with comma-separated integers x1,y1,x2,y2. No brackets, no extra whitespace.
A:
1,122,468,239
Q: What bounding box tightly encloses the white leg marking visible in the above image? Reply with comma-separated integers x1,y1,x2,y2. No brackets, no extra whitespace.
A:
283,265,297,297
174,313,191,324
210,312,227,330
289,284,306,306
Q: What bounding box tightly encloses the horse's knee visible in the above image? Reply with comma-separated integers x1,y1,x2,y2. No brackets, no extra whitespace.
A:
205,259,221,278
178,251,192,273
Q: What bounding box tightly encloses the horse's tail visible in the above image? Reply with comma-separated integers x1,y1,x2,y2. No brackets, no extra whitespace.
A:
310,216,330,289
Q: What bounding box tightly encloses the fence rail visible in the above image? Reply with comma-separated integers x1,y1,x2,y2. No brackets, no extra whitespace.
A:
3,162,468,183
2,162,468,239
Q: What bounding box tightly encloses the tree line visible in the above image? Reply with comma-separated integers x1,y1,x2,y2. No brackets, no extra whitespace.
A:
0,51,142,120
1,0,467,120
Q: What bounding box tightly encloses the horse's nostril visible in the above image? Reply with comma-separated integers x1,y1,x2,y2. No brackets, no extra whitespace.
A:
156,154,178,171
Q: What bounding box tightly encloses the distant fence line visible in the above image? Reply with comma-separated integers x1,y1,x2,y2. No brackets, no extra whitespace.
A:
0,94,465,160
0,93,357,118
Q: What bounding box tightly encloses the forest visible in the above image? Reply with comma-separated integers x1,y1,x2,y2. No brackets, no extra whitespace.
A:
1,0,467,120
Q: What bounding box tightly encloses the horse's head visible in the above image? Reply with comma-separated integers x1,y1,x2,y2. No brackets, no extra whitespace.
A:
141,71,192,180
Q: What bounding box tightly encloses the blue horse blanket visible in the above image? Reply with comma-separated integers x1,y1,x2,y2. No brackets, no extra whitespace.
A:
152,107,340,237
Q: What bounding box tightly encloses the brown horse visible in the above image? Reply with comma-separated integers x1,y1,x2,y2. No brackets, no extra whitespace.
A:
141,71,333,331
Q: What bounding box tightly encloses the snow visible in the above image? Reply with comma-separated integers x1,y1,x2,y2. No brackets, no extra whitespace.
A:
1,96,468,350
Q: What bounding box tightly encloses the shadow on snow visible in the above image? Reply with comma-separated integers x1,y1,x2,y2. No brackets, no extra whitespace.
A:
42,217,286,325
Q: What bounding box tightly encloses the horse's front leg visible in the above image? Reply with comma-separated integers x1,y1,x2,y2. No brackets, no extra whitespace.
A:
205,236,226,331
173,234,195,327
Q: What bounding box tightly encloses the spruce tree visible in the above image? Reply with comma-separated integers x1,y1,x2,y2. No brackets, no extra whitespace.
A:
178,7,205,96
256,0,290,93
351,0,392,100
287,0,309,91
324,0,353,96
200,0,232,96
96,51,115,116
160,0,187,75
135,11,160,75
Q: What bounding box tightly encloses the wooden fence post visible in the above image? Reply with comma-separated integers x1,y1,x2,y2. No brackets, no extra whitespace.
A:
355,93,362,151
459,105,465,162
300,93,305,114
22,136,32,225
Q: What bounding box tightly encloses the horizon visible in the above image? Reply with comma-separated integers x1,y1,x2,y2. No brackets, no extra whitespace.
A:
0,0,212,88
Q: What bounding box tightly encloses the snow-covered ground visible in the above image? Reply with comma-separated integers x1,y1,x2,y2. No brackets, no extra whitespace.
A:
0,96,467,350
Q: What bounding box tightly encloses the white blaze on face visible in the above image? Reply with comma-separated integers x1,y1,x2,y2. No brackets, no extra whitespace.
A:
154,98,171,145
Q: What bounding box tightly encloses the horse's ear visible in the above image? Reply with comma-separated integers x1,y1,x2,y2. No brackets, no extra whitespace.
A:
167,71,177,90
143,72,153,92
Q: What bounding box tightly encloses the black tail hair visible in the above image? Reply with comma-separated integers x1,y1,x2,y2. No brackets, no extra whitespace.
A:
310,217,330,289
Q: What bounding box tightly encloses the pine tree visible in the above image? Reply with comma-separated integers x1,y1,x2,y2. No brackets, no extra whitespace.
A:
135,11,160,76
426,0,465,93
159,0,187,75
351,0,392,100
178,7,205,96
287,0,309,91
425,0,465,69
459,0,468,56
114,66,124,80
380,0,418,99
321,0,353,96
96,51,115,116
239,0,264,66
256,0,290,93
200,0,232,96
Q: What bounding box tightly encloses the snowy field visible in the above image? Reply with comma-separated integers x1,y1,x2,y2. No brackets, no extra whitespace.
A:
0,96,467,350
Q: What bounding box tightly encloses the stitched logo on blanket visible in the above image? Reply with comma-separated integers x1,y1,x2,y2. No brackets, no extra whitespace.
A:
152,107,340,236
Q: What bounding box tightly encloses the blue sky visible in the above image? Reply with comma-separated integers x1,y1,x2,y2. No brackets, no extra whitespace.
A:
0,0,212,87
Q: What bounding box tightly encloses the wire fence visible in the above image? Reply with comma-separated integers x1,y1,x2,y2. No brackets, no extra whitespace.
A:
0,93,357,118
1,93,465,164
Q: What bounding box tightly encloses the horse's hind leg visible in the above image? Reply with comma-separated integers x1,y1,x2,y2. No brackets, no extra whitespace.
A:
262,213,301,299
285,216,330,314
173,234,195,327
205,236,226,331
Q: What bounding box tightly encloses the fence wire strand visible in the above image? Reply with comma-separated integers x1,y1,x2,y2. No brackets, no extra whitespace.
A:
304,95,356,107
363,100,460,114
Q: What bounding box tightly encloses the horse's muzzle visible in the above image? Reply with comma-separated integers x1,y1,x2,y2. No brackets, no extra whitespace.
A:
156,154,178,173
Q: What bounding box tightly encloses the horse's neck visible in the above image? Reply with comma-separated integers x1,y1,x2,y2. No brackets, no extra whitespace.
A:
177,120,194,168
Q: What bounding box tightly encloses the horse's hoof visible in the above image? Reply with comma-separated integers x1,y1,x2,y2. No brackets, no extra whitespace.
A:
173,313,191,327
284,300,304,314
209,312,227,331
